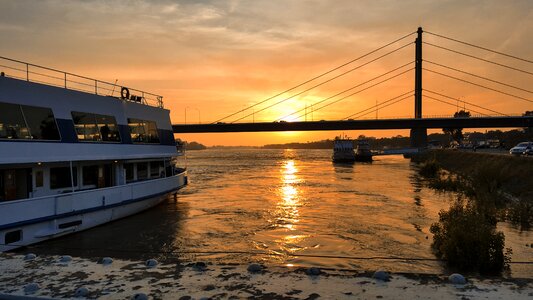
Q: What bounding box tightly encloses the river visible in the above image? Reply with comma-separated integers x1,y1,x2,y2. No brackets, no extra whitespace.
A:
23,149,532,277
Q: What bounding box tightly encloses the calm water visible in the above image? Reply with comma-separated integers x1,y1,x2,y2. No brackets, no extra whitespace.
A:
25,149,532,276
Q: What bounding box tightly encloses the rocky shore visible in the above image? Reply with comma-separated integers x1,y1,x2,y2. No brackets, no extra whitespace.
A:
1,253,531,299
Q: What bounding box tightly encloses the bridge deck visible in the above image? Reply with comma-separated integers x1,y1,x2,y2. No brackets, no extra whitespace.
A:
173,116,532,133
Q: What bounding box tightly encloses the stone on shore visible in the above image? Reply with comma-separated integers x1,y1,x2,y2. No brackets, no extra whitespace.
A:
24,253,36,261
132,292,148,300
60,255,72,263
247,263,263,273
101,257,113,265
75,287,89,297
448,273,466,284
145,259,158,268
24,283,40,294
306,267,322,276
372,270,390,281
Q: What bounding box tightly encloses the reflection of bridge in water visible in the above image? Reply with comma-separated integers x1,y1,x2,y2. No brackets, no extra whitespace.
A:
173,28,532,147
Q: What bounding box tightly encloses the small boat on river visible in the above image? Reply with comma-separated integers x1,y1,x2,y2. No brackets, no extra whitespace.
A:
355,139,373,162
332,136,356,163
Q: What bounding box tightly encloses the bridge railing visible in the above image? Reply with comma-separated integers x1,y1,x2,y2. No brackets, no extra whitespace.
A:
0,56,164,108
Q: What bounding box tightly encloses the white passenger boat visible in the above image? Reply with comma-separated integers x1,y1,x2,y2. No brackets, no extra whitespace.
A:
0,57,187,252
332,136,356,163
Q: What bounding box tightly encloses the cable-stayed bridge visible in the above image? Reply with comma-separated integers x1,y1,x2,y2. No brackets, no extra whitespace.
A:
173,27,532,147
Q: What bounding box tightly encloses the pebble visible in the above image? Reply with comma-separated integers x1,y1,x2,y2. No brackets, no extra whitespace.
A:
101,257,113,265
24,253,37,261
75,287,89,297
448,273,466,284
306,267,322,276
132,292,148,300
60,255,73,263
372,270,390,282
193,261,207,271
24,283,40,294
145,259,158,268
247,263,263,273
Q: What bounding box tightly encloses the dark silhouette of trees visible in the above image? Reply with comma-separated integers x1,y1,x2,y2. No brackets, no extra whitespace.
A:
443,110,471,143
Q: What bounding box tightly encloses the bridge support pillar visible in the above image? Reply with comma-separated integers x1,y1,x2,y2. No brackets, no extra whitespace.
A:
410,128,427,148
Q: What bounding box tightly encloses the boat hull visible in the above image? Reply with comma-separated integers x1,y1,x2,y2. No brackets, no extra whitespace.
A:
0,172,187,252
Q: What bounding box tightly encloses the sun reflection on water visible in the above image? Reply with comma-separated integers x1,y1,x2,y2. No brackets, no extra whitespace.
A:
274,151,310,255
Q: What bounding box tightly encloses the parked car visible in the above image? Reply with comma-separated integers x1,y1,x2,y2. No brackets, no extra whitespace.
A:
509,142,533,155
524,146,533,156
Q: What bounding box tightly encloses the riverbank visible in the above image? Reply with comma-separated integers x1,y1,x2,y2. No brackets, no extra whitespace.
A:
1,253,532,299
420,150,533,200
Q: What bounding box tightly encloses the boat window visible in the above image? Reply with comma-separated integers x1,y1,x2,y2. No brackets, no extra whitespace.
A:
124,163,134,183
82,165,99,186
5,230,22,245
128,118,160,143
35,171,44,187
0,102,60,140
0,102,31,139
137,162,148,180
21,105,60,140
50,167,77,189
72,112,121,142
150,161,162,178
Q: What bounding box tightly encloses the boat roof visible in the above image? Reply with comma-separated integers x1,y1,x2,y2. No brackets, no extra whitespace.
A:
0,55,164,108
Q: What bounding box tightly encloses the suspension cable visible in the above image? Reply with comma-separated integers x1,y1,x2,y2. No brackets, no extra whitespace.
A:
231,43,413,123
425,60,533,94
353,95,413,119
425,31,533,64
423,68,533,103
345,93,415,120
293,67,414,120
423,94,489,116
423,89,508,116
342,90,414,120
275,62,414,121
424,42,533,76
212,32,416,123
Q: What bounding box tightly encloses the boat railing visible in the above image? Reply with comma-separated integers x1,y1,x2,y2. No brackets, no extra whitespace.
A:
0,55,164,108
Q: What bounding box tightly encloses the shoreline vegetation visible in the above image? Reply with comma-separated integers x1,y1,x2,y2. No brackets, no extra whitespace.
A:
182,128,531,150
416,150,533,275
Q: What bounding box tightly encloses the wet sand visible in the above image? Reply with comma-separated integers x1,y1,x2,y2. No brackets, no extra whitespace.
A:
1,253,531,299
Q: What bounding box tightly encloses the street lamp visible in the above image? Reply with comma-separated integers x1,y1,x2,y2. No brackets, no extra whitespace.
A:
194,108,201,124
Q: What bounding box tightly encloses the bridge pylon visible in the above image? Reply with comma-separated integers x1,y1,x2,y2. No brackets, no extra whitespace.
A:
410,27,428,148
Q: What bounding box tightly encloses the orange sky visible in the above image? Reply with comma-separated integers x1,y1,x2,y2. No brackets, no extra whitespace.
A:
0,0,531,146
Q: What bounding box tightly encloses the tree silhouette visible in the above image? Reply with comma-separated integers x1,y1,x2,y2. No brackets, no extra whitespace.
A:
443,110,471,143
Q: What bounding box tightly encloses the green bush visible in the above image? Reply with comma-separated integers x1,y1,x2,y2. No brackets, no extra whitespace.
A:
419,159,440,178
430,200,511,275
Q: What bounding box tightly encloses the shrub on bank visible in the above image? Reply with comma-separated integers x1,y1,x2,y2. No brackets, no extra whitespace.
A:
507,194,533,230
418,158,440,178
430,200,511,275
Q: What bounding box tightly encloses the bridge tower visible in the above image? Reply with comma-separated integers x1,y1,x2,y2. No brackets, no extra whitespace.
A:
410,27,428,148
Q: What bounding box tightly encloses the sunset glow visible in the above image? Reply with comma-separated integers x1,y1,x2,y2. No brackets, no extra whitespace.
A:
0,0,531,145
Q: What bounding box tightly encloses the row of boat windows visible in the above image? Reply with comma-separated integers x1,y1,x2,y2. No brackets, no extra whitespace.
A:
0,160,172,201
0,102,160,143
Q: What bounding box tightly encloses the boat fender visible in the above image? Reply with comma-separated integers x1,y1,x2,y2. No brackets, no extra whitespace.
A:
121,87,130,99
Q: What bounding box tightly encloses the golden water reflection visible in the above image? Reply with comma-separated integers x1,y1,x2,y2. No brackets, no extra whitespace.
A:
274,153,309,254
